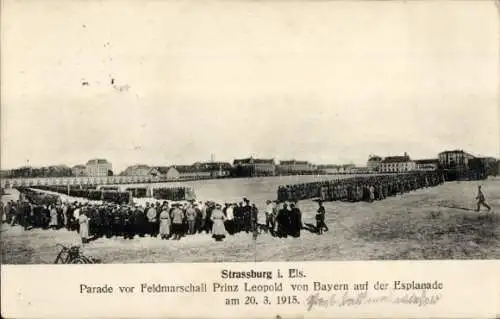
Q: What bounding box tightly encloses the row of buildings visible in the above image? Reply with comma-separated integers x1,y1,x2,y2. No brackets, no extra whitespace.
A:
2,151,498,181
2,159,114,180
121,158,313,180
365,150,497,176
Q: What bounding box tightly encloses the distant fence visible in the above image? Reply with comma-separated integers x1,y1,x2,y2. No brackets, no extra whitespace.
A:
0,175,212,189
152,187,196,201
28,185,132,205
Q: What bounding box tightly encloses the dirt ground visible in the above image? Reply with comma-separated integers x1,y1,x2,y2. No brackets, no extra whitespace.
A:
1,178,499,264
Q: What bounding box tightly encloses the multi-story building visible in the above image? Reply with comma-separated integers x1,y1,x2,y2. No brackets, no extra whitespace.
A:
0,169,12,179
278,160,316,175
121,164,151,176
149,163,230,181
149,166,172,180
233,157,276,176
86,159,113,177
340,164,356,174
468,157,499,178
71,165,87,177
379,153,416,173
173,165,212,180
317,164,341,175
191,162,233,178
414,159,440,171
438,150,475,169
351,167,370,174
367,155,383,172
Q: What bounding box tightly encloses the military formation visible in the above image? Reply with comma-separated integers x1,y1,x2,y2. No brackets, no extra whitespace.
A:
277,172,445,202
1,171,447,244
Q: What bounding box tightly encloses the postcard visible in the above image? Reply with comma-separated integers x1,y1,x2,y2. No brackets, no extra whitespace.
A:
1,0,499,318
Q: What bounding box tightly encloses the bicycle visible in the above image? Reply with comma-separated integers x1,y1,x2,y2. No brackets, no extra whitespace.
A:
54,243,101,264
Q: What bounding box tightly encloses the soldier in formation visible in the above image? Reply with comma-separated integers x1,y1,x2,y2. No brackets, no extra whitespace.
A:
277,171,445,203
5,171,447,241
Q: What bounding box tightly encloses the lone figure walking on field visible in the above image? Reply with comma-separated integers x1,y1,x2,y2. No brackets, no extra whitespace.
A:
475,185,491,212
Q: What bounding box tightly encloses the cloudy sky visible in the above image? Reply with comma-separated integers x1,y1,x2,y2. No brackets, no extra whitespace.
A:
1,0,499,173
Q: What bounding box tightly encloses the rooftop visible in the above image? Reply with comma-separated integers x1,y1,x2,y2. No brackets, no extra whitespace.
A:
150,166,171,174
439,150,474,156
317,164,341,169
279,160,309,165
86,159,110,165
126,164,150,169
233,157,275,165
193,162,233,171
415,159,439,164
368,155,383,161
171,165,199,173
382,156,412,163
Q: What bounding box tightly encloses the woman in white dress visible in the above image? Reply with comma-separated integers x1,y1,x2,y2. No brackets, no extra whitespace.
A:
78,210,90,244
158,205,171,240
49,205,59,229
211,204,227,242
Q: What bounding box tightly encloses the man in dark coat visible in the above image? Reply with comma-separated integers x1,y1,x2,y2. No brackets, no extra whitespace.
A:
111,206,123,237
102,205,113,238
205,203,214,234
242,198,252,233
289,202,302,238
134,206,147,237
251,203,259,240
234,203,243,233
276,203,289,238
123,207,134,239
316,201,328,235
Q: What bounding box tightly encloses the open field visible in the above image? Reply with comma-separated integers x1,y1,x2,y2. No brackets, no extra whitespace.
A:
111,174,370,206
1,177,499,264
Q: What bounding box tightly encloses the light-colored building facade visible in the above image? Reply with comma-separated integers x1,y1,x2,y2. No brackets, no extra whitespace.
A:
172,165,212,180
367,155,383,172
415,159,439,171
192,162,232,178
351,167,370,174
278,160,316,175
438,150,475,169
86,159,113,176
339,164,356,174
149,165,215,180
316,164,359,174
149,166,175,180
317,165,341,174
379,154,416,173
121,164,151,176
233,157,276,176
71,165,87,177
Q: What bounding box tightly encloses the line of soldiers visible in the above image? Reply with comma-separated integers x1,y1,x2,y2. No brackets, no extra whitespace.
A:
277,172,445,202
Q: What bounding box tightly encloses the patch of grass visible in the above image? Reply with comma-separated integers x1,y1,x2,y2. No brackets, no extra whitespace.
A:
356,209,499,259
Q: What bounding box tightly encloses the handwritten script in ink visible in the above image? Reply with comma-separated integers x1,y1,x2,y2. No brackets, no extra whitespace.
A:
306,290,441,311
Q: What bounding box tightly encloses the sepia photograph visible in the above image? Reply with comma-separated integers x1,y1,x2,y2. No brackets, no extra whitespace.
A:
1,0,499,268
